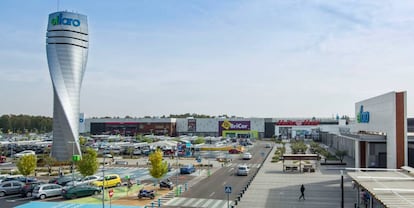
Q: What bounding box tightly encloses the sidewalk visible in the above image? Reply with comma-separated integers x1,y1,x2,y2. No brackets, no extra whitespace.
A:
236,141,356,208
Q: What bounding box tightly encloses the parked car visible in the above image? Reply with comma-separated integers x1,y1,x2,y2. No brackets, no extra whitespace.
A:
133,149,142,155
3,176,37,183
0,181,25,197
114,161,128,165
265,143,272,148
62,185,101,199
65,175,101,186
242,152,252,160
216,156,231,162
236,164,250,176
228,149,242,154
20,181,46,197
92,174,121,188
0,175,9,183
14,150,36,158
180,164,196,174
32,184,63,199
49,176,80,186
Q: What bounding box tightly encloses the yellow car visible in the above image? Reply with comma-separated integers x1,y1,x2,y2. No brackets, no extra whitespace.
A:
92,174,121,188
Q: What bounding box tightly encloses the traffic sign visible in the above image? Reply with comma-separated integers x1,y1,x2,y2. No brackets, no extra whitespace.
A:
225,186,232,194
109,189,114,198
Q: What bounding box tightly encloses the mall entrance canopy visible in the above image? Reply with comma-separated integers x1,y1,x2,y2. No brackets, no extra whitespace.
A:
347,167,414,208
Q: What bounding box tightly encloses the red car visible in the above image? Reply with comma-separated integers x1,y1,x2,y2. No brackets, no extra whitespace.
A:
228,149,242,154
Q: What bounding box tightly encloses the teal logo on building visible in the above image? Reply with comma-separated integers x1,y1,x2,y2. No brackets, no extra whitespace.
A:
51,13,80,27
357,105,370,123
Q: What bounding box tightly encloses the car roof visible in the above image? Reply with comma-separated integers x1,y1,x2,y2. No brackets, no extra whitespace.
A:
38,183,61,187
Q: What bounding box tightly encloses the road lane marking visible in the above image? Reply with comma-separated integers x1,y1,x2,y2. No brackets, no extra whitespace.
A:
209,192,215,197
227,168,234,173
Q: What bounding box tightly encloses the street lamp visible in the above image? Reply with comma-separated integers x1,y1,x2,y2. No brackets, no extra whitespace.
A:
341,170,344,208
68,141,80,188
102,154,107,208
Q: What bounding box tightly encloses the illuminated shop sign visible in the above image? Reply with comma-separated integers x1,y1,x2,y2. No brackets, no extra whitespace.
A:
220,120,250,130
357,105,370,123
275,120,320,126
51,13,81,27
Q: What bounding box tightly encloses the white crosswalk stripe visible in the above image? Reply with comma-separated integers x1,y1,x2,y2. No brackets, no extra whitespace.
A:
165,197,229,208
230,163,261,168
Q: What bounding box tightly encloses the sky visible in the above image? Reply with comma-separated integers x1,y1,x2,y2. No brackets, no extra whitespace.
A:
1,0,414,118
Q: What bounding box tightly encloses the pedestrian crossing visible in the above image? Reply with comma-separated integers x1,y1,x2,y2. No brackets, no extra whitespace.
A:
165,197,230,208
227,163,261,168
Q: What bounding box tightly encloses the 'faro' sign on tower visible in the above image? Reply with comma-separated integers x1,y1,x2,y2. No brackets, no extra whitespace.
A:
51,13,81,27
357,105,370,123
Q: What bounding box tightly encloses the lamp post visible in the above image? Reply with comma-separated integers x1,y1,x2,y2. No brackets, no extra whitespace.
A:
341,170,344,208
68,141,76,187
102,155,106,208
175,149,179,196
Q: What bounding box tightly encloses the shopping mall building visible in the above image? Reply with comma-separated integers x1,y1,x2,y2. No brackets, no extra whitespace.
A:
81,91,413,169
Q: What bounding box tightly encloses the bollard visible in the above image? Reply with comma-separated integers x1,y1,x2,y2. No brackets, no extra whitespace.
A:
185,183,188,191
235,200,238,205
151,202,154,208
179,186,182,195
158,198,161,207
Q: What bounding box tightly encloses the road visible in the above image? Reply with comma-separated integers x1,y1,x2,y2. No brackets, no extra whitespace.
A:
164,141,272,208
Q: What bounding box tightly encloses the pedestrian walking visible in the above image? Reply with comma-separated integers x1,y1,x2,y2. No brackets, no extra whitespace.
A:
299,184,306,200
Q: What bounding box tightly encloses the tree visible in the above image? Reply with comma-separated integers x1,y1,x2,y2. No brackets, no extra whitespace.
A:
42,155,56,175
148,149,168,186
16,154,37,182
290,141,308,154
335,150,348,163
193,137,205,144
79,137,87,145
77,148,99,177
126,147,134,158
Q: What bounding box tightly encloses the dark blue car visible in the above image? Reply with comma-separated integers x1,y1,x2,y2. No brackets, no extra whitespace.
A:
180,164,195,174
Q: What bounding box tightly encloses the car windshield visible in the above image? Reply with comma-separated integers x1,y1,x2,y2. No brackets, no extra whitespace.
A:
239,167,247,170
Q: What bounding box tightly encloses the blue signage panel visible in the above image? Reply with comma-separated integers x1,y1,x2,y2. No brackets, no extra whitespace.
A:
357,105,370,123
225,186,232,194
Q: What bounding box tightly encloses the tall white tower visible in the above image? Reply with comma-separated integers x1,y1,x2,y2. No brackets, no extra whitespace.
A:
46,11,88,161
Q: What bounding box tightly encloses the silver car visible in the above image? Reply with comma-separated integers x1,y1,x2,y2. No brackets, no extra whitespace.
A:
66,175,101,186
32,184,62,199
236,165,250,176
0,181,25,197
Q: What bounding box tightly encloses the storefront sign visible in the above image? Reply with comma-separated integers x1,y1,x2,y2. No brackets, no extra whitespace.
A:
220,120,250,130
357,105,370,123
51,13,81,27
219,120,250,135
275,120,320,126
188,119,196,132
